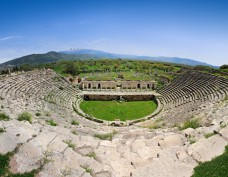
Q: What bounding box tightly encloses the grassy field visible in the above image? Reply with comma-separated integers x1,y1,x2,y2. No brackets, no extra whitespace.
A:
80,100,157,121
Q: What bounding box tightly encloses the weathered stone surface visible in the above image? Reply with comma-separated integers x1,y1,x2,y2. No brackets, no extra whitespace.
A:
158,134,185,148
0,120,40,154
133,147,197,177
76,146,94,156
9,129,58,173
219,127,228,140
131,139,161,159
187,134,227,162
92,171,112,177
182,128,195,137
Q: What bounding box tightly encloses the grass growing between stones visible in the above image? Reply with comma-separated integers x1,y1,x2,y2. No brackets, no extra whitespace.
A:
71,120,79,125
80,100,157,121
204,132,216,138
18,112,32,123
86,152,96,159
46,119,58,126
192,146,228,177
63,140,76,149
80,165,93,174
94,130,117,141
179,118,201,130
0,112,10,121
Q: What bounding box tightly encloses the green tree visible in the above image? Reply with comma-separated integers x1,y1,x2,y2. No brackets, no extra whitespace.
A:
65,62,79,75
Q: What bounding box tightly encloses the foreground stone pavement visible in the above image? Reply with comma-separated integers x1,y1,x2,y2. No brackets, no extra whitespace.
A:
1,116,227,177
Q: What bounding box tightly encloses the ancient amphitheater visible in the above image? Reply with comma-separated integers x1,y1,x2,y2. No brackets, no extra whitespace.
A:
0,69,228,177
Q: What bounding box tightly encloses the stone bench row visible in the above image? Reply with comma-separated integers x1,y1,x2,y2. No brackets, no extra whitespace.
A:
159,71,228,110
45,86,80,109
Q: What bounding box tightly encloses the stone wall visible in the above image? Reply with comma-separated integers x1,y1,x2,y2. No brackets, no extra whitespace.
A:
83,94,155,101
80,80,156,90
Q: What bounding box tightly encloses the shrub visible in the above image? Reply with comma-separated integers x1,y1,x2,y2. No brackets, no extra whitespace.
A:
0,113,10,121
179,118,200,130
46,119,58,126
59,86,64,90
18,112,32,123
71,120,79,125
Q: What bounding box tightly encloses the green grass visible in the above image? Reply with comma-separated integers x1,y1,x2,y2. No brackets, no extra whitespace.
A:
0,152,10,176
86,152,96,159
94,133,114,141
71,119,79,125
18,112,32,123
46,119,58,126
80,100,157,121
179,118,201,130
204,132,215,139
192,146,228,177
94,130,117,141
80,165,93,174
63,140,76,149
0,113,10,121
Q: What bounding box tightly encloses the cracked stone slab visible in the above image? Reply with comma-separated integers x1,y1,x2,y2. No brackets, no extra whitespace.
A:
9,129,58,173
187,134,227,162
0,120,41,154
219,127,228,140
133,146,197,177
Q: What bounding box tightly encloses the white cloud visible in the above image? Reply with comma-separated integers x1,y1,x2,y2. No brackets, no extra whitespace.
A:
0,36,22,41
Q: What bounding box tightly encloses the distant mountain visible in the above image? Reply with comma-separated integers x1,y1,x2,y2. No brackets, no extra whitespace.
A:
0,49,215,68
60,49,214,67
0,51,98,68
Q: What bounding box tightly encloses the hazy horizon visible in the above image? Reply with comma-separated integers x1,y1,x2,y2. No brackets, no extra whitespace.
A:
0,0,228,66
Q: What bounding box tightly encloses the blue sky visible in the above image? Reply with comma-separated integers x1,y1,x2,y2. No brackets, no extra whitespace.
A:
0,0,227,65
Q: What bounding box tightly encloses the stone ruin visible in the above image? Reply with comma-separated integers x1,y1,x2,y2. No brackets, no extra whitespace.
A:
0,68,227,177
80,80,157,90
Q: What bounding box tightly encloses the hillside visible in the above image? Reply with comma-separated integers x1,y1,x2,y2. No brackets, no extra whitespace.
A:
0,52,99,68
0,49,215,68
61,49,215,67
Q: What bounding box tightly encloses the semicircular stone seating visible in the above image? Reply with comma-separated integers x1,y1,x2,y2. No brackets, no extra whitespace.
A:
45,85,80,109
158,70,228,111
0,69,80,115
